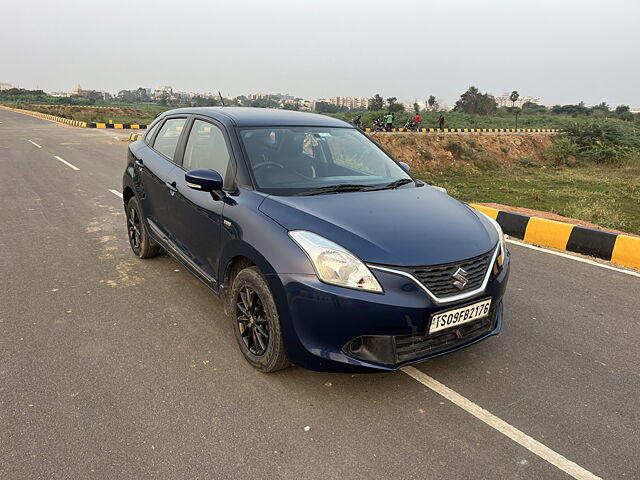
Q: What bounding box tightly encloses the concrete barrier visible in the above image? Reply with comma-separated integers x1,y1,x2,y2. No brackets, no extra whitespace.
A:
471,204,640,271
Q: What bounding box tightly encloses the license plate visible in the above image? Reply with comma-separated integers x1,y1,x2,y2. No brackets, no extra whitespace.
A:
429,299,492,334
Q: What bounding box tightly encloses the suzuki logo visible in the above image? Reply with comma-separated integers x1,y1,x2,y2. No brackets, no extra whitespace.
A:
452,267,469,291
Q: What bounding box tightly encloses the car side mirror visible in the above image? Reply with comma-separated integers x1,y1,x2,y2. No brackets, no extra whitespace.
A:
185,169,225,200
398,162,410,172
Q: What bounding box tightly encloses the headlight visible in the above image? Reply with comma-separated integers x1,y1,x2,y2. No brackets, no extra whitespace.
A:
476,211,506,270
288,230,383,293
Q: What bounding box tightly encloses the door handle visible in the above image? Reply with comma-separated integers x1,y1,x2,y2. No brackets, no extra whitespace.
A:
165,181,178,193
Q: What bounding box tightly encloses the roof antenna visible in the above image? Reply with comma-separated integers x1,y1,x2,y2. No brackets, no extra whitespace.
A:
218,91,225,106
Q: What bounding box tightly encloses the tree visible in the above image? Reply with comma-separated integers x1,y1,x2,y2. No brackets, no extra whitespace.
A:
509,90,519,107
314,101,340,113
522,101,547,114
368,94,384,111
550,103,590,116
427,95,438,111
615,105,630,114
413,102,420,115
386,97,397,109
509,91,520,128
454,86,497,115
590,102,610,115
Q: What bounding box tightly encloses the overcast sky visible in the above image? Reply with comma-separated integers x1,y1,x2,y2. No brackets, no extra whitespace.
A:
2,0,638,106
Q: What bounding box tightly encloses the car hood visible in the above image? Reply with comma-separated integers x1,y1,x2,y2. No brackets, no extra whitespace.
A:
259,185,498,266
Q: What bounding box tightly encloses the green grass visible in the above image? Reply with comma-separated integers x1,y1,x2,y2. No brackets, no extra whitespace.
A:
415,162,640,235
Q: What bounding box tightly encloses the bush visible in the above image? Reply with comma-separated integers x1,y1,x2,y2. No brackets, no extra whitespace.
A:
561,121,639,164
543,137,578,165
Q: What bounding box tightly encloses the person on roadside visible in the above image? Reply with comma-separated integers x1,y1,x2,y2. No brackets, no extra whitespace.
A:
385,111,394,131
413,112,421,130
438,114,446,130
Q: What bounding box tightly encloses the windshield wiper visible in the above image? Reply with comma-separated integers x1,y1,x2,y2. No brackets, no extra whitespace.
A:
363,178,414,191
293,184,372,196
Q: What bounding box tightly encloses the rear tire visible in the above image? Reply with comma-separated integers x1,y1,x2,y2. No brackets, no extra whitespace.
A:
229,266,289,373
126,196,159,259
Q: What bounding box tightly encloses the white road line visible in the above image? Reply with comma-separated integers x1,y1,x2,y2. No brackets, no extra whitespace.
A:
28,140,42,148
401,366,601,480
506,238,640,278
53,155,79,171
108,189,123,199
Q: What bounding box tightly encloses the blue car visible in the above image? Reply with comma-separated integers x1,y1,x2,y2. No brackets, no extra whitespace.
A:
122,107,510,373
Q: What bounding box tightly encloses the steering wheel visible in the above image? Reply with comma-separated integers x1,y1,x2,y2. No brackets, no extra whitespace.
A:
253,162,285,171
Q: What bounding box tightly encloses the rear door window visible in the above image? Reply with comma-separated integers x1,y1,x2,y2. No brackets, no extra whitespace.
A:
152,118,187,161
182,119,231,176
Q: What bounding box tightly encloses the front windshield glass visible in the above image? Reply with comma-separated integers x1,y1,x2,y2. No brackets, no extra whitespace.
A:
238,127,413,195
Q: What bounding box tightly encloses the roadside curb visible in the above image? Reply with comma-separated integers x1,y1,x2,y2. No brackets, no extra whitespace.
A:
471,204,640,271
365,127,559,133
128,132,144,141
0,105,148,129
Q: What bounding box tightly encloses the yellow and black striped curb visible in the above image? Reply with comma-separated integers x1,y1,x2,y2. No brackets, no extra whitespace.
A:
471,204,640,271
0,105,148,129
364,127,559,133
128,132,144,141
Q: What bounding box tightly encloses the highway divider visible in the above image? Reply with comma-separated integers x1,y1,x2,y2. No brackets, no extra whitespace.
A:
364,127,559,133
471,204,640,271
0,105,148,129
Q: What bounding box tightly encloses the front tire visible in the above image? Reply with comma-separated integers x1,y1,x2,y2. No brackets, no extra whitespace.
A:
126,196,159,259
230,267,289,373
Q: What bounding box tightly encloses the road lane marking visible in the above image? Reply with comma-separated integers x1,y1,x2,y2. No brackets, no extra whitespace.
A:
506,238,640,278
53,155,79,171
28,140,42,148
109,189,123,199
401,366,601,480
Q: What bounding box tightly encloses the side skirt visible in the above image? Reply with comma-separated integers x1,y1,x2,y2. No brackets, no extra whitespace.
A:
146,219,220,296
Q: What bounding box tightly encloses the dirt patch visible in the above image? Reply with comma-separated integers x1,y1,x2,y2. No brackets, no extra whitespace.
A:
479,202,639,238
374,133,555,172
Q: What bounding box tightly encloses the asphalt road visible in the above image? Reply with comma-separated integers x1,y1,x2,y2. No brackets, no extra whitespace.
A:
1,109,638,480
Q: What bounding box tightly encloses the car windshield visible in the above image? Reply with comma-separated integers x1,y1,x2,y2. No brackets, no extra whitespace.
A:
238,127,413,195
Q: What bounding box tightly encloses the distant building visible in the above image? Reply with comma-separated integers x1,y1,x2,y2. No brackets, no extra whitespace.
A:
328,96,369,110
72,83,108,100
495,93,542,108
153,86,173,99
403,101,427,112
0,82,18,91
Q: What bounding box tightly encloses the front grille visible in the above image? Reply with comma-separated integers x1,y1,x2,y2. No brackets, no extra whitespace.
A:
407,250,494,298
394,303,497,363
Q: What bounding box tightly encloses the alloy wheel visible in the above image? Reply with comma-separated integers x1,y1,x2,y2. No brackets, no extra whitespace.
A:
128,206,142,249
236,287,270,356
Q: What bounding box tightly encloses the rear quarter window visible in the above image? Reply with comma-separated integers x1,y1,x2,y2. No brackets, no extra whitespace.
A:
152,118,187,160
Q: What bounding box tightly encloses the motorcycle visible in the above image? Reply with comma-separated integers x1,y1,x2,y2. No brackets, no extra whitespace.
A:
403,118,417,131
372,118,386,132
351,116,363,129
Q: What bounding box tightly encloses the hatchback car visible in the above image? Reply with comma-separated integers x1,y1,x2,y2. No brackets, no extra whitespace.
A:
122,107,510,373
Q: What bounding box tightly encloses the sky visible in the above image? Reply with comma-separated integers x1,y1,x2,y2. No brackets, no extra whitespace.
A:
1,0,639,107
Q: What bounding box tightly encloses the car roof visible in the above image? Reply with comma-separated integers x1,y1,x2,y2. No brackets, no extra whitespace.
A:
162,107,352,128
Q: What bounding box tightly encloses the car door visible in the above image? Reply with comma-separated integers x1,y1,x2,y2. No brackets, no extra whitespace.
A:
163,117,233,283
138,116,188,242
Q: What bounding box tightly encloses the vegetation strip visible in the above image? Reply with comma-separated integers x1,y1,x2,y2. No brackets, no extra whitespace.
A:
0,105,148,129
471,204,640,270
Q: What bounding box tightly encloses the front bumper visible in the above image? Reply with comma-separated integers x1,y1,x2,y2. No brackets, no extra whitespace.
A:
273,250,510,373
